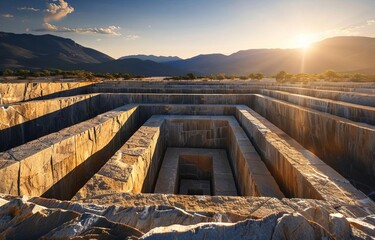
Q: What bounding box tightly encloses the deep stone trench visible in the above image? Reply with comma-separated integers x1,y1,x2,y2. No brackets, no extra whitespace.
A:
2,81,375,239
247,95,375,200
155,149,238,196
178,154,214,195
0,94,372,203
79,115,286,199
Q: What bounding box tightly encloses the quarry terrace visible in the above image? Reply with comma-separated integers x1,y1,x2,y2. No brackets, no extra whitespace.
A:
0,79,375,239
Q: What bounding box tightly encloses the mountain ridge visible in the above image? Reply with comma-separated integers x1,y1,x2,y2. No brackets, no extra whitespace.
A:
0,31,114,70
119,54,182,63
1,32,375,75
165,36,375,75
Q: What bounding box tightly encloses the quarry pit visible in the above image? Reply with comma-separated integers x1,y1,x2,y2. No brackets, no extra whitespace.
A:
0,79,375,239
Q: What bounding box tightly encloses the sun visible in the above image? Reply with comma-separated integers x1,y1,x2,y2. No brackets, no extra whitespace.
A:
297,34,314,49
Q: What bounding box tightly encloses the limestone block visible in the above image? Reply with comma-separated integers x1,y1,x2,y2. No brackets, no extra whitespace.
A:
235,105,374,209
9,140,54,196
0,153,19,195
74,115,163,200
141,212,332,240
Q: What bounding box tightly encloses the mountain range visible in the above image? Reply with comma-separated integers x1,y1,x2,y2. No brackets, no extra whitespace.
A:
0,32,113,69
119,55,182,63
1,31,375,76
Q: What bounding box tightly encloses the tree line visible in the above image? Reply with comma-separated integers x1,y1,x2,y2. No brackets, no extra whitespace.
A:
168,70,375,82
0,69,144,80
165,73,265,81
275,70,375,83
1,69,375,82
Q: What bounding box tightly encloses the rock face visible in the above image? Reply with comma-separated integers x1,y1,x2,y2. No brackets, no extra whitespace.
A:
73,115,164,200
142,212,333,240
0,81,93,104
249,94,375,197
0,79,374,238
0,104,139,198
1,194,374,239
0,94,101,151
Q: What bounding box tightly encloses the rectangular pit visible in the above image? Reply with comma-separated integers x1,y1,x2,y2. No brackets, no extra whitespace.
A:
74,114,284,200
154,148,238,196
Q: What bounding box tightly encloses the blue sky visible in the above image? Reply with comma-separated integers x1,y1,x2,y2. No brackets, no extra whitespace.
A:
1,0,375,59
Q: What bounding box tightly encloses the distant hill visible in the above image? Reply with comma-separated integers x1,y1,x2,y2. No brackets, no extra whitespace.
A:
119,55,182,63
1,32,375,75
0,32,113,70
77,58,184,76
0,32,184,76
166,36,375,75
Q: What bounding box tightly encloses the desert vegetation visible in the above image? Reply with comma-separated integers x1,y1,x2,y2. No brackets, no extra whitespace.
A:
275,70,375,83
2,69,375,83
0,69,144,80
167,70,375,82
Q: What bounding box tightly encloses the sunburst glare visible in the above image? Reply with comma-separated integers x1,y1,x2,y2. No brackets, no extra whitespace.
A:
297,34,314,49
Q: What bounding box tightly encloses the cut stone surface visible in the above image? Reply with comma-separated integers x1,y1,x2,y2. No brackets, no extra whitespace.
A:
0,81,94,104
154,148,238,196
0,104,139,198
0,79,374,238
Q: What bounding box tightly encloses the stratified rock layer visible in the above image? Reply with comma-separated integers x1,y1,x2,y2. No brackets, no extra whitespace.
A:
0,79,374,239
0,81,93,104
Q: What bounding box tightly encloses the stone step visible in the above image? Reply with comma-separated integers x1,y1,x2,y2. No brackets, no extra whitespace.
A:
0,81,94,105
269,86,375,107
236,105,374,209
248,94,375,197
73,114,164,200
260,89,375,125
0,104,139,199
0,94,102,151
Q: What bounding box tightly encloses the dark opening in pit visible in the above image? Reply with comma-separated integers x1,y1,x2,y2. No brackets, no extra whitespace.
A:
187,188,205,195
154,148,238,196
178,154,213,195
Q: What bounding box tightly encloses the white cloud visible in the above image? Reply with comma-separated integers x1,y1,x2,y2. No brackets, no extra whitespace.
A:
2,13,14,18
36,0,121,36
313,18,375,39
17,7,40,12
124,35,140,40
37,22,122,35
44,0,74,22
336,18,375,34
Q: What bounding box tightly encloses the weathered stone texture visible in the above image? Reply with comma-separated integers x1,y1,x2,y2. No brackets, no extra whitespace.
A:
236,105,374,210
0,94,104,151
0,104,139,198
260,89,375,125
74,115,164,200
0,81,93,104
0,79,374,238
2,194,366,239
249,94,375,197
270,86,375,107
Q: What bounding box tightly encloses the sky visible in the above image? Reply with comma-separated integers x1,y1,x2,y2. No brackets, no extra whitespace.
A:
0,0,375,59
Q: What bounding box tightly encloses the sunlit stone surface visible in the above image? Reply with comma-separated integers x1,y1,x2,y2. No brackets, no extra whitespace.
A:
0,79,374,239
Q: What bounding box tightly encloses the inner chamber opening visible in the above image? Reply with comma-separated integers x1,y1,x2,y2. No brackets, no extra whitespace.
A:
178,154,213,195
154,148,239,196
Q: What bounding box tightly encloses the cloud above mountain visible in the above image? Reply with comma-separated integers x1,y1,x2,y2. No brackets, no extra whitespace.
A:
40,23,121,35
17,7,40,12
35,0,121,35
44,0,74,22
2,13,14,18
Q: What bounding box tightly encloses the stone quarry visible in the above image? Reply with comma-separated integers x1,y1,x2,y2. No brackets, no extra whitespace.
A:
0,79,375,239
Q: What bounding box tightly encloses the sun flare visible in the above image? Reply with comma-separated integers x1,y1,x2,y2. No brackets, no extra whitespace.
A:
297,34,314,49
